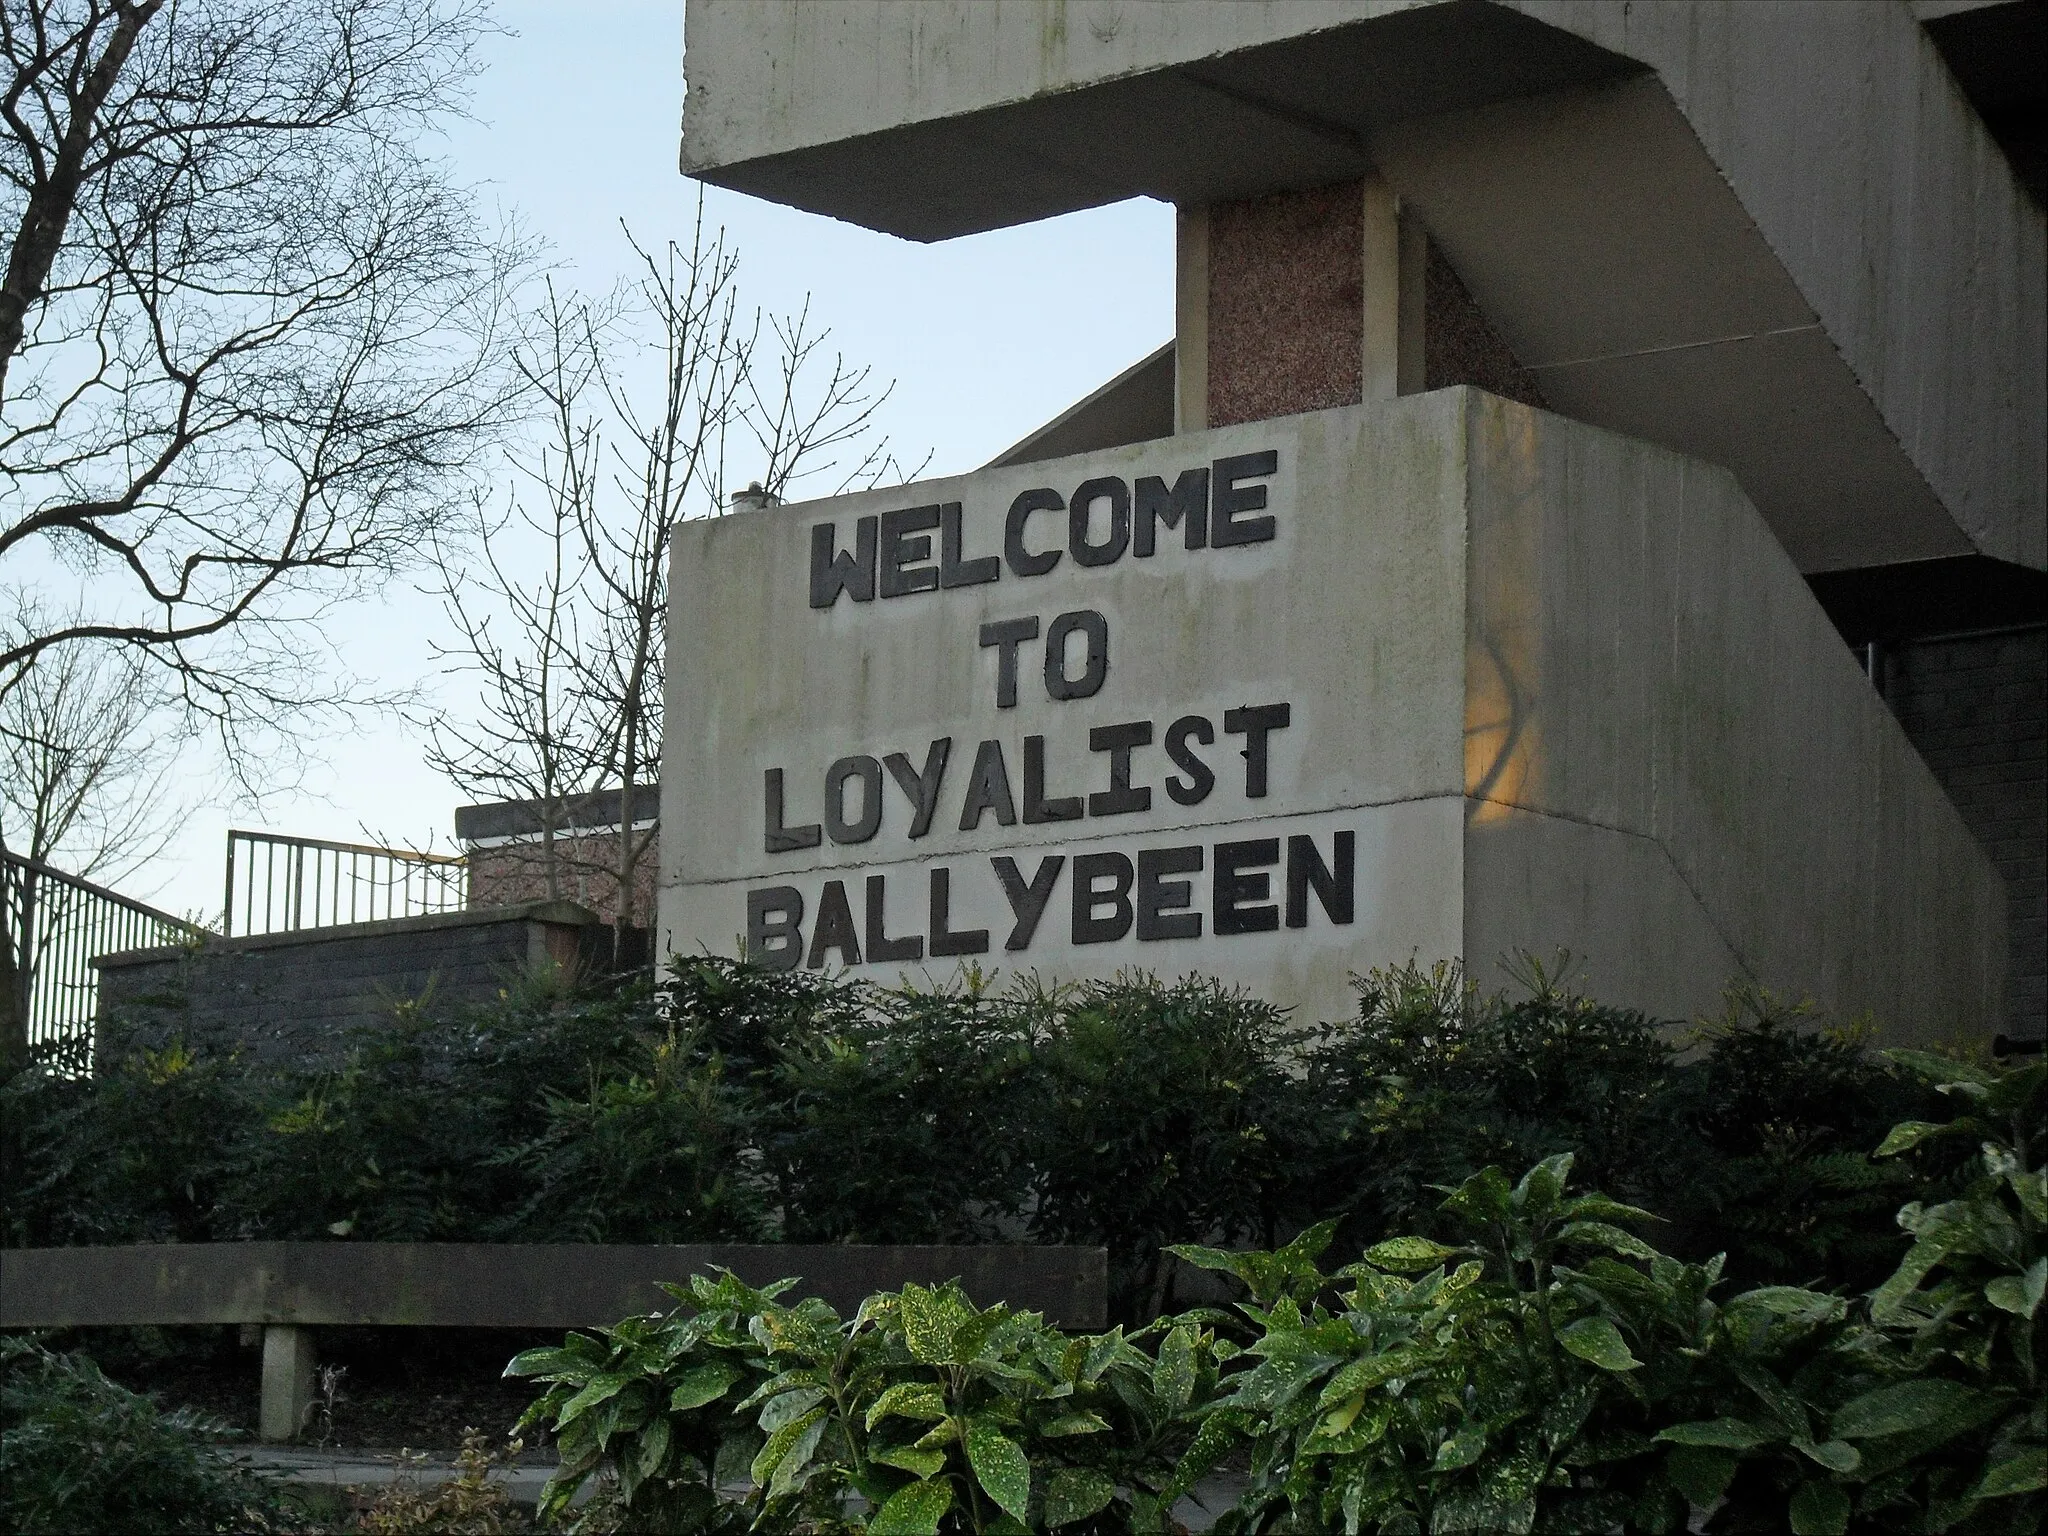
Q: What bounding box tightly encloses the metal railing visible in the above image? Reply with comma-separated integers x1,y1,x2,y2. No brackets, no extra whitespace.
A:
223,829,467,937
3,849,207,1057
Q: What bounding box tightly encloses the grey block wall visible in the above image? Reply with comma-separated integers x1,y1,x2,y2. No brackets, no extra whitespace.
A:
93,902,600,1069
1887,627,2047,1040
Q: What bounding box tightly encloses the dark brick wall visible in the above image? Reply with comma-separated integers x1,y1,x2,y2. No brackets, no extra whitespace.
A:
466,832,658,926
94,905,596,1069
1884,626,2047,1039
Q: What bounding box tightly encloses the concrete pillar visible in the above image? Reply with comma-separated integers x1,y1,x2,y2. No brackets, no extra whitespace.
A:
1173,204,1209,434
1398,206,1428,397
259,1324,316,1443
1361,173,1402,402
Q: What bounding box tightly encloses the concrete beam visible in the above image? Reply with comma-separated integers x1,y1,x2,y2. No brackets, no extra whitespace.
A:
0,1242,1110,1331
679,0,2044,575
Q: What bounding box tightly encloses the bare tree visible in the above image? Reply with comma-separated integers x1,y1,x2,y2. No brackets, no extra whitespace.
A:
426,203,923,955
420,279,616,905
0,0,533,757
1,614,187,880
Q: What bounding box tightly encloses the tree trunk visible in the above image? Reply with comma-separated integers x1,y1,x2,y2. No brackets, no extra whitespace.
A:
0,2,164,393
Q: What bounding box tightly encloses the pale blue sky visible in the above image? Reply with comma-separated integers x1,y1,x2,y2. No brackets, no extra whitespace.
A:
144,0,1174,918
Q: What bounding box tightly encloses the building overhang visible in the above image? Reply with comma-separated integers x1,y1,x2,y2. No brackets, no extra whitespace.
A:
681,0,2045,576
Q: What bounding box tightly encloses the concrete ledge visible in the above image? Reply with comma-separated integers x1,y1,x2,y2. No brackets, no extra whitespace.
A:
90,902,600,969
0,1242,1109,1331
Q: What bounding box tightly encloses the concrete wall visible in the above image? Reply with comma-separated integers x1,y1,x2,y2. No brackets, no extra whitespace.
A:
661,390,2003,1038
1885,627,2048,1037
1457,394,2005,1036
662,395,1472,1019
94,902,600,1068
1532,0,2043,569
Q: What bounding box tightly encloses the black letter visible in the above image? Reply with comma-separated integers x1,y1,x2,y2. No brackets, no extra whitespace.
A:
806,880,862,968
884,738,951,839
1286,831,1355,928
878,505,941,597
865,874,922,962
1214,839,1280,935
992,855,1064,950
980,617,1039,709
1023,735,1082,823
959,740,1018,830
929,867,990,956
824,755,883,843
746,887,804,971
1072,852,1135,944
1224,703,1292,798
1005,488,1064,577
1088,721,1153,816
765,768,823,853
1212,451,1277,546
940,502,999,588
1164,716,1216,806
1043,609,1109,701
1069,476,1129,566
1137,845,1203,941
1134,468,1209,555
809,518,877,606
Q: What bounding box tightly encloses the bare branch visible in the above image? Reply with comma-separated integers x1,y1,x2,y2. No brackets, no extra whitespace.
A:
1,0,533,779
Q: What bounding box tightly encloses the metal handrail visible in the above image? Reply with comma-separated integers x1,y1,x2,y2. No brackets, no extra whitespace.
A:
2,849,207,1057
222,829,467,938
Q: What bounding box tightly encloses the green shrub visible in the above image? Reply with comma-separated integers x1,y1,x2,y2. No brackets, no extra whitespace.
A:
1644,994,1946,1293
1688,1050,2045,1535
491,1017,768,1245
1021,973,1316,1320
1161,1050,2044,1536
0,950,1968,1330
1299,961,1942,1293
1299,957,1674,1250
0,1336,294,1534
1168,1157,1737,1533
758,970,1034,1246
506,1269,1223,1534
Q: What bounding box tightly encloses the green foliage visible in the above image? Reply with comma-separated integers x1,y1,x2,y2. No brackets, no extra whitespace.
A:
506,1270,1223,1533
1647,996,1946,1292
0,952,1968,1333
0,1336,295,1534
1020,975,1316,1319
1299,964,1941,1292
493,1018,766,1245
1159,1052,2044,1535
757,971,1035,1245
1682,1051,2046,1534
510,1050,2042,1536
1,1037,253,1245
1170,1156,1735,1534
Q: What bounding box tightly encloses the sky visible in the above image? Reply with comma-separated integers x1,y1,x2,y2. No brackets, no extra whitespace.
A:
137,0,1175,919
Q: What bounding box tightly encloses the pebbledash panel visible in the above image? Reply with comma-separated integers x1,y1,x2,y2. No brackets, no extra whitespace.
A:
660,390,2003,1040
